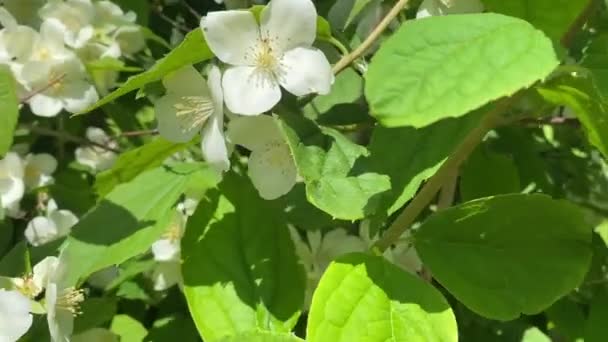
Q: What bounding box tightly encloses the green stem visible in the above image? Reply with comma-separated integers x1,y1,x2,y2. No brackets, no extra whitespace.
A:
328,37,350,56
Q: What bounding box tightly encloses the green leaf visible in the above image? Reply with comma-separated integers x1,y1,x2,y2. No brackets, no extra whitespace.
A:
145,315,200,342
81,29,213,113
111,314,147,342
307,253,457,342
182,173,306,341
0,65,19,156
459,144,521,201
545,299,585,341
278,118,390,220
0,241,27,277
538,77,608,158
481,0,590,41
582,34,608,103
0,219,13,258
584,291,608,342
365,13,559,128
73,297,118,334
95,138,190,197
218,332,305,342
61,164,219,286
415,194,593,320
366,111,483,216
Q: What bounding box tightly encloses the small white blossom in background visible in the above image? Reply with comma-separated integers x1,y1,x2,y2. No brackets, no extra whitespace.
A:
0,152,25,218
151,261,182,292
23,153,58,190
150,206,189,291
201,0,333,115
155,65,229,172
75,127,118,172
0,289,33,342
227,115,297,200
288,227,367,308
25,199,78,247
39,0,95,49
416,0,484,18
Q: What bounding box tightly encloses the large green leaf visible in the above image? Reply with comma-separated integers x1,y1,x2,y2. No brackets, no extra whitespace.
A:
365,13,559,128
366,111,483,216
218,332,305,342
582,34,608,103
538,77,608,158
182,173,306,341
95,138,190,197
415,194,593,320
278,118,390,220
307,253,457,342
482,0,590,41
81,29,213,113
62,163,219,286
0,65,19,156
584,291,608,342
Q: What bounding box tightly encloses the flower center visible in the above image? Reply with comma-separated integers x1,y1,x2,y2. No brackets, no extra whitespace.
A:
14,275,41,298
35,47,51,60
162,221,182,243
56,287,85,316
173,96,215,131
246,35,285,86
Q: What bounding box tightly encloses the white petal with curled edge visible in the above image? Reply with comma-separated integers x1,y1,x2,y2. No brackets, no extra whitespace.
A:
201,65,229,172
29,94,63,117
222,66,282,115
85,127,110,145
3,152,24,178
0,177,24,211
280,46,333,97
200,10,259,66
155,94,201,143
247,143,297,200
260,0,317,52
33,256,59,291
49,209,78,236
29,153,58,176
63,83,99,114
226,115,283,151
25,216,59,246
0,289,33,342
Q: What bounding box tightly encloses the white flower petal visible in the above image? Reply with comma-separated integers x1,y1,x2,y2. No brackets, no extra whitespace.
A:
29,94,63,117
0,7,18,29
280,46,333,96
33,256,59,291
226,115,283,151
85,127,110,145
260,0,317,52
151,239,180,262
248,144,297,200
24,153,58,189
62,82,99,114
163,65,210,97
201,66,229,172
200,10,259,65
222,66,281,115
113,25,145,55
46,283,75,342
25,216,59,246
152,262,182,291
49,209,78,236
0,289,33,342
155,95,201,143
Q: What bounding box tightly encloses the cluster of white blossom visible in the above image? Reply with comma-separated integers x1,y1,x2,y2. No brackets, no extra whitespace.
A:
0,0,145,117
154,0,334,201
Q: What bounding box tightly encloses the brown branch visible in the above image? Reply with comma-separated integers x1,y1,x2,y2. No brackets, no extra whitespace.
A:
19,74,66,103
26,125,121,153
118,129,159,137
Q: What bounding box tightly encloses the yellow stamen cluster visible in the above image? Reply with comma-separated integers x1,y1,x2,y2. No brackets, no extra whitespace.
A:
174,96,215,131
56,287,85,316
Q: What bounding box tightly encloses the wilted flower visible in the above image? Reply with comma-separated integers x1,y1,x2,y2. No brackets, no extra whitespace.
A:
200,0,333,115
227,115,297,200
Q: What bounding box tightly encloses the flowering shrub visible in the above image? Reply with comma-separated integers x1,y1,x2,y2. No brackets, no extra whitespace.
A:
0,0,608,341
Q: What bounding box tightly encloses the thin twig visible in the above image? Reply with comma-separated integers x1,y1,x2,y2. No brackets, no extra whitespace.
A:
154,5,191,33
26,125,121,153
437,168,459,210
119,129,159,137
181,0,202,20
332,0,410,74
374,98,513,252
19,74,66,103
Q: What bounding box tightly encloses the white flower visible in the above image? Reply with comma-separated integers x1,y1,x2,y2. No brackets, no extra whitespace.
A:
288,227,366,308
416,0,483,18
0,152,24,217
227,115,297,200
112,25,145,56
200,0,333,115
39,0,95,48
44,252,84,342
23,153,58,189
22,55,99,117
0,289,33,342
0,8,38,65
75,127,118,172
72,328,119,342
155,65,229,172
25,199,78,247
151,211,186,262
151,262,182,291
93,0,136,33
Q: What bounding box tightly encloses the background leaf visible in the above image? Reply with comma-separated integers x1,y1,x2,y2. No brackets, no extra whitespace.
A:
182,173,306,341
0,65,19,156
415,194,593,320
365,13,559,127
307,253,458,342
